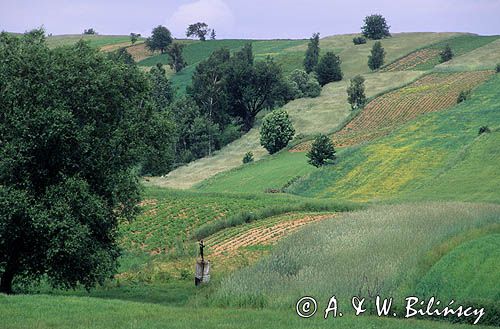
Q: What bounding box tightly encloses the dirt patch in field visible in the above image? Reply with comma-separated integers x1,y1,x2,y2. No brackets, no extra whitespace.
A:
126,43,153,62
207,214,334,257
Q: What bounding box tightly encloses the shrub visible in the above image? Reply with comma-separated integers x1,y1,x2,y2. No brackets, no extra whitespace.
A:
496,63,500,73
361,14,391,40
368,41,385,70
439,44,453,63
307,134,336,167
315,52,343,86
457,89,471,103
260,110,295,154
353,36,367,45
288,69,322,98
347,75,367,110
242,151,254,164
478,126,491,135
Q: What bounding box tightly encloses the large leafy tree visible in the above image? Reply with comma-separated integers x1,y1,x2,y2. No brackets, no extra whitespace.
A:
361,14,391,40
227,45,287,131
347,75,366,110
260,110,295,154
186,22,210,41
145,25,173,53
304,33,320,73
307,134,336,167
315,52,343,86
0,30,163,293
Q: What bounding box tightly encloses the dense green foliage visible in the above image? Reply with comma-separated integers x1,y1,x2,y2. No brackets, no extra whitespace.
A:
368,41,385,70
361,14,391,39
260,110,295,154
186,22,210,41
307,134,336,167
242,151,254,164
287,69,321,98
315,52,342,86
303,33,320,73
0,30,165,293
166,43,187,72
439,44,454,63
352,36,367,45
347,75,366,109
145,25,173,54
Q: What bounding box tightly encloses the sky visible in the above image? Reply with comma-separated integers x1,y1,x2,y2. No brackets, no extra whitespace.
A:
1,0,500,39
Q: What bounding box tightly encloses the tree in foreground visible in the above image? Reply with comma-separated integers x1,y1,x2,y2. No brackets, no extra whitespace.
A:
260,110,295,154
130,33,141,44
347,75,366,110
0,30,167,294
361,14,391,40
307,134,336,167
146,25,173,53
304,33,320,73
167,43,187,72
186,22,210,41
315,52,343,86
439,44,453,63
368,41,385,70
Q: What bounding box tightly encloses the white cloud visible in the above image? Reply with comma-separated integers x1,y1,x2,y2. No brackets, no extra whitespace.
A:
168,0,235,38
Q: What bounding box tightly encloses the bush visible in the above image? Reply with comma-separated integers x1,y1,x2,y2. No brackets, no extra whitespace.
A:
287,69,322,99
439,44,453,63
353,36,367,45
496,63,500,73
478,126,491,135
368,41,385,70
315,52,343,86
307,134,336,167
242,151,254,164
347,75,366,110
361,14,391,40
457,89,471,103
260,110,295,154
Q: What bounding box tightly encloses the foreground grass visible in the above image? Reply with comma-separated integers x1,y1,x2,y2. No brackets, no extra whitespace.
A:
214,203,500,310
1,294,495,329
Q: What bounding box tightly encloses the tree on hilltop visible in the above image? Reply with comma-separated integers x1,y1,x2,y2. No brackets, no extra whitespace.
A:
146,25,173,54
361,14,391,39
186,22,210,41
304,32,320,73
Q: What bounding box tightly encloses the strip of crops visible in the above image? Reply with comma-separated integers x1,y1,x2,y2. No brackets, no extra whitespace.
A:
381,49,440,72
332,71,493,147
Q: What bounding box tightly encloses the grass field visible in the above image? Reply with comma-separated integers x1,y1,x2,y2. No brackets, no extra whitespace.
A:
382,34,500,72
436,38,500,72
157,71,422,190
287,73,500,202
214,203,500,310
415,234,500,302
3,294,495,329
45,34,139,48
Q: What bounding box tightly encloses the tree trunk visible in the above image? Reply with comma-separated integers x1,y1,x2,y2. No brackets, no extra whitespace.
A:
243,112,254,132
0,267,15,294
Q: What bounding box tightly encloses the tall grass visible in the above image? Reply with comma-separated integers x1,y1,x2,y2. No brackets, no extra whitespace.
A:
192,200,361,240
212,203,500,310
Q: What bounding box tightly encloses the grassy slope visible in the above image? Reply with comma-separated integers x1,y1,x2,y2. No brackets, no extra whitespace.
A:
45,35,138,48
436,38,500,72
155,71,422,190
287,73,500,202
214,203,500,308
415,234,500,301
2,294,491,329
